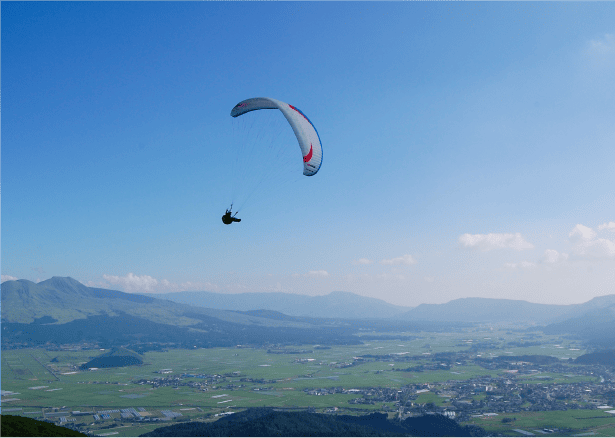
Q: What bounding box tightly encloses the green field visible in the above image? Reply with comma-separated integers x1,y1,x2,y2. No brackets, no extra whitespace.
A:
466,410,615,437
1,328,612,437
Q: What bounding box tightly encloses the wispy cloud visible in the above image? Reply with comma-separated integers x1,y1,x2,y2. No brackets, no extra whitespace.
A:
569,224,596,242
1,275,18,282
582,33,615,86
598,221,615,232
306,270,329,278
353,258,372,265
543,249,569,264
503,261,536,269
586,33,615,59
569,223,615,259
380,254,417,266
459,233,534,251
344,273,364,282
99,274,219,293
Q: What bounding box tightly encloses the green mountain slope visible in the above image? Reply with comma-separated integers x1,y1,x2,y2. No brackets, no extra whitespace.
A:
0,277,314,328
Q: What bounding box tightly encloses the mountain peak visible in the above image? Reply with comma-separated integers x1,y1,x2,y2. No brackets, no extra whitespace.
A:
37,276,91,297
41,276,83,286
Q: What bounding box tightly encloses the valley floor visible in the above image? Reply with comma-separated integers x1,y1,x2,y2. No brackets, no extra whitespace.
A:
2,328,615,437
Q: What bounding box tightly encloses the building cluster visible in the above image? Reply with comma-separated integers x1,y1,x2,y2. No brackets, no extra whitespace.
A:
38,405,185,433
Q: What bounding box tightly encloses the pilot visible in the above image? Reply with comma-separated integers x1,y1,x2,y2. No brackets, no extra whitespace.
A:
222,207,241,224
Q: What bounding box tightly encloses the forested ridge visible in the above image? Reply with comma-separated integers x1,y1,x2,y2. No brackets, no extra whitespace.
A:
140,408,486,437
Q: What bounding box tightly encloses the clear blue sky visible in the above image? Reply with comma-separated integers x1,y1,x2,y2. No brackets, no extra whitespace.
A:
2,2,614,306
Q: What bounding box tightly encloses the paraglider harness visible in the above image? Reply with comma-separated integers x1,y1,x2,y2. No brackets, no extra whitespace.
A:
222,204,241,224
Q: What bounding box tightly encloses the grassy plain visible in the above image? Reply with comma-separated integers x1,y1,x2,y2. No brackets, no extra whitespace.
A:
2,328,612,437
466,409,615,436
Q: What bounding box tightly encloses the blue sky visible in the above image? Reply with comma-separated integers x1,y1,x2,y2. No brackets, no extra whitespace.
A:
2,2,614,307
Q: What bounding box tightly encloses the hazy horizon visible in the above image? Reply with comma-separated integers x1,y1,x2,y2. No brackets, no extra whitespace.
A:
3,2,615,307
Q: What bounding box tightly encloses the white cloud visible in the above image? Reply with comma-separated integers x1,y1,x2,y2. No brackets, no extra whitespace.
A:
424,276,435,283
306,270,329,278
160,279,173,288
459,233,534,251
577,238,615,258
353,258,372,265
100,273,219,293
543,249,569,264
86,280,110,289
569,224,615,259
1,275,18,282
569,224,597,242
504,245,593,271
503,261,536,269
587,33,615,59
380,254,417,266
598,221,615,232
103,273,158,293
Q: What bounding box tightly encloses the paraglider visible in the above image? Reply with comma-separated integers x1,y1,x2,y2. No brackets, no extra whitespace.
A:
222,205,241,225
224,97,323,223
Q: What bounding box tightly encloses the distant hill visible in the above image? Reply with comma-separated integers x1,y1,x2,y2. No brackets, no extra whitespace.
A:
398,296,615,332
144,290,412,319
399,297,576,324
79,347,143,369
554,294,615,321
541,304,615,348
574,349,615,367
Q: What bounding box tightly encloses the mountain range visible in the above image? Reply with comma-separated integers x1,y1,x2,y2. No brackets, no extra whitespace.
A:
398,295,615,324
2,277,615,349
143,290,412,319
144,289,615,325
3,277,451,350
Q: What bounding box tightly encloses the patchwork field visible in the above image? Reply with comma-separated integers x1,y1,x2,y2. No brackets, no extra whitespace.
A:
2,328,613,437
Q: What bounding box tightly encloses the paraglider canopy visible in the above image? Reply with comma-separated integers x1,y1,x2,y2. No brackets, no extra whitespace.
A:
231,97,323,176
224,97,323,222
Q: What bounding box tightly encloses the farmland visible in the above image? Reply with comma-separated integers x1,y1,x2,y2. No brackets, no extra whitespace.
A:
2,327,614,437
